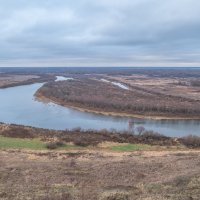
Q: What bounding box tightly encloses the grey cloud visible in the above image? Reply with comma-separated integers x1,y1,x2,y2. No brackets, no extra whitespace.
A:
0,0,200,67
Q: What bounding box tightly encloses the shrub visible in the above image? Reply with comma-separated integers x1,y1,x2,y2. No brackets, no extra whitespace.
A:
46,142,58,150
55,141,64,147
179,135,200,148
1,126,34,138
73,138,91,147
139,131,176,146
136,126,145,135
71,127,81,132
141,131,166,139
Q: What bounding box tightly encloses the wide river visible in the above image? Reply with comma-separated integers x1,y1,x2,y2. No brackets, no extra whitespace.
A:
0,79,200,137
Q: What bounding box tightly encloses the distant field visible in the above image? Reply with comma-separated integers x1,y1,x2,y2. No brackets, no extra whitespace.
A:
107,74,200,101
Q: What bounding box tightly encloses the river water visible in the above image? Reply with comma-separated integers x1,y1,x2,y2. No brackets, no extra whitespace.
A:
0,78,199,137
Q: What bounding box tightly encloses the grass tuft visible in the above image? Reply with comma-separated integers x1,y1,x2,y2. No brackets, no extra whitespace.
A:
110,143,150,152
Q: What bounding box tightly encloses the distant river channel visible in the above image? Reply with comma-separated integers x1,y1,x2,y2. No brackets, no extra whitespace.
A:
0,77,200,137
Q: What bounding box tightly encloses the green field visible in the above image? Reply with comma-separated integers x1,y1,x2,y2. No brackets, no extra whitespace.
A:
111,143,151,152
0,136,76,150
0,136,152,151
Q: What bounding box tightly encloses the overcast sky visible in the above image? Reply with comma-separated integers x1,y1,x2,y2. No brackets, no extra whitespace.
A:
0,0,200,67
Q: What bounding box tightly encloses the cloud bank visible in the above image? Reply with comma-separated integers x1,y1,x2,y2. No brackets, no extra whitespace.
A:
0,0,200,67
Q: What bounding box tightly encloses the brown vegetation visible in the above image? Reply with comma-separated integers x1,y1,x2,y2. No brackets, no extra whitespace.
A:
46,141,64,150
0,74,54,88
0,122,200,199
36,77,200,118
191,80,200,87
0,123,177,146
0,147,200,199
179,135,200,148
1,123,200,149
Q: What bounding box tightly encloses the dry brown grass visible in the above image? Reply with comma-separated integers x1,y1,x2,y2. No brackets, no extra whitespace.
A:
0,149,200,200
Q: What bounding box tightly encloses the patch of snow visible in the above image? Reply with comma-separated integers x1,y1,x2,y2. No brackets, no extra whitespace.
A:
55,76,73,82
101,79,129,90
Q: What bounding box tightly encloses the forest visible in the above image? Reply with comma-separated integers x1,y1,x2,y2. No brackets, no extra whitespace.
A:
36,77,200,118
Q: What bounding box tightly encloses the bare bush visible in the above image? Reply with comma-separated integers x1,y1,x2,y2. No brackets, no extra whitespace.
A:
55,141,64,147
136,126,145,135
0,126,34,138
46,142,59,150
179,135,200,148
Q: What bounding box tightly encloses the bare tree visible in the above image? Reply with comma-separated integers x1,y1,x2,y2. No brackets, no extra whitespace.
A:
136,126,145,135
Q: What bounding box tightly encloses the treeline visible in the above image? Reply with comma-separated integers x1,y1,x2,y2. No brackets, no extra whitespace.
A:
36,78,200,117
2,67,200,77
0,74,55,89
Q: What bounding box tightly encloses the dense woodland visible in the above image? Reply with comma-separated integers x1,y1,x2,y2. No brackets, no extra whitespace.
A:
36,77,200,118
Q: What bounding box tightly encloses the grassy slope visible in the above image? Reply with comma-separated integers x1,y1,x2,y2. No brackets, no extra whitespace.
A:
110,144,151,151
0,136,77,150
0,135,153,152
